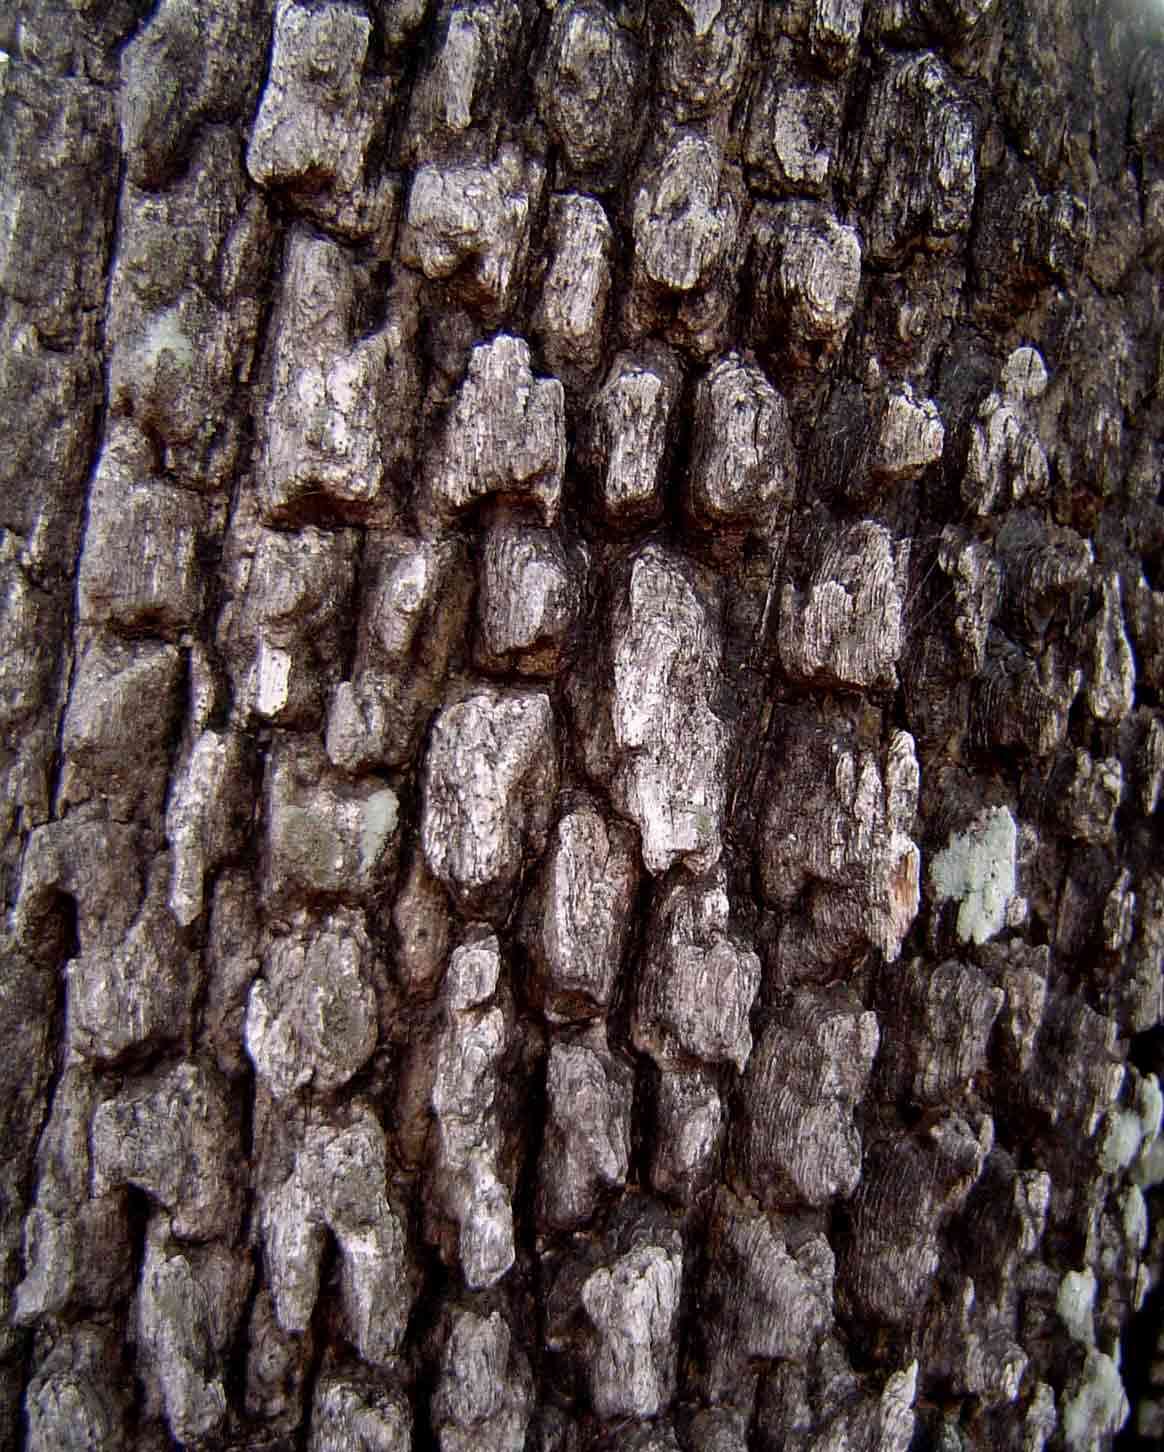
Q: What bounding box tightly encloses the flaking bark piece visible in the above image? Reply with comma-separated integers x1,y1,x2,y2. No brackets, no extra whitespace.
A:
421,334,566,526
748,202,861,367
759,713,920,973
685,354,796,536
537,1027,633,1231
626,129,741,356
650,1066,724,1204
245,910,379,1100
404,0,528,162
426,934,517,1289
308,1372,412,1452
701,1188,835,1404
400,147,543,314
475,523,584,678
432,1307,534,1452
571,542,728,877
778,521,911,691
733,988,879,1209
582,345,684,528
261,1103,417,1366
632,867,760,1072
839,1116,991,1326
92,1060,243,1243
535,1,643,187
520,798,641,1023
258,230,419,525
217,509,358,729
845,51,978,266
533,194,614,382
136,1218,251,1447
263,739,400,911
247,0,399,252
421,688,558,919
327,532,472,773
121,0,269,190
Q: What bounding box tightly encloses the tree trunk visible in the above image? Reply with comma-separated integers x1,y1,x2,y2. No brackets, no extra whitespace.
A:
3,0,1164,1446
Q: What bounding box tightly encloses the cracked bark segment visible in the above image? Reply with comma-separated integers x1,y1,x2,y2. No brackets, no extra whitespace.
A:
534,0,642,185
428,934,516,1287
840,1117,991,1325
16,813,144,961
245,911,379,1100
521,799,640,1023
401,147,542,313
745,75,841,198
658,0,757,120
246,0,399,251
1086,571,1135,725
13,1068,133,1326
760,716,921,972
846,52,978,265
66,872,200,1068
261,1104,416,1365
264,738,400,909
92,1060,242,1242
432,1308,533,1452
938,525,1002,676
404,0,527,162
76,434,211,636
962,347,1051,515
475,524,583,678
167,729,253,928
650,1066,724,1203
866,383,945,484
749,202,862,365
137,1220,251,1447
702,1189,834,1403
59,634,181,833
327,533,472,773
259,229,419,525
218,512,358,728
627,129,741,355
808,0,864,71
999,511,1093,643
309,1372,412,1452
1051,748,1123,845
107,129,275,493
578,1216,684,1421
779,521,911,691
685,354,796,536
422,334,566,526
421,689,558,918
633,868,760,1072
582,345,684,528
120,0,269,190
24,1324,132,1452
734,989,878,1208
538,1028,633,1230
880,958,1004,1107
1022,995,1126,1137
533,194,614,380
574,543,728,876
974,636,1081,758
810,1362,919,1452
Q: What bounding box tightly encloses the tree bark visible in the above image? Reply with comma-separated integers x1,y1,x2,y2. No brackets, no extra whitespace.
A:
2,0,1164,1447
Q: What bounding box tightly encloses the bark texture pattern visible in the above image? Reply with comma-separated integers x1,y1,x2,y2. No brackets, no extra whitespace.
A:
3,0,1164,1448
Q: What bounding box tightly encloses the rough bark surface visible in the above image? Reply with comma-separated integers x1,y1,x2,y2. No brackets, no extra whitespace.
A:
3,0,1164,1448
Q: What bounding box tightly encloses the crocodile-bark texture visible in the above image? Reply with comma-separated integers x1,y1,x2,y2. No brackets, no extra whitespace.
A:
3,0,1164,1447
